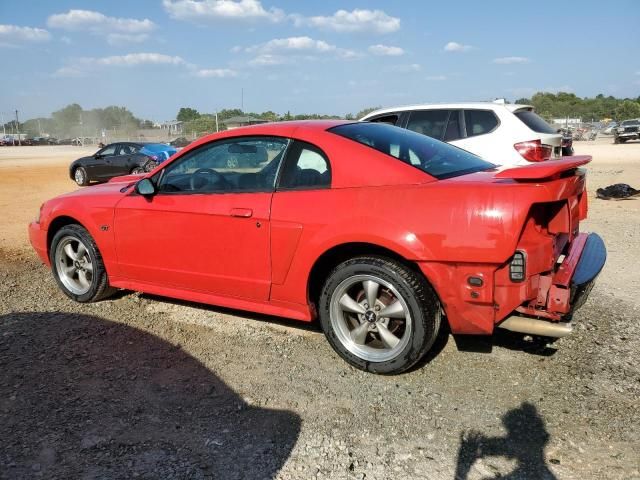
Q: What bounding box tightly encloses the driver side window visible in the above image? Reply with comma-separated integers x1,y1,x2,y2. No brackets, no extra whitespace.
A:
157,137,288,194
98,145,117,156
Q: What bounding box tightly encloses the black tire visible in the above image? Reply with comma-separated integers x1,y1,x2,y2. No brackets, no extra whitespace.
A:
318,256,441,374
74,166,89,186
50,224,116,303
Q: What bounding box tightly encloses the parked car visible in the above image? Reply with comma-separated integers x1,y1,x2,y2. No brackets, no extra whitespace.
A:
30,121,606,374
361,101,565,165
169,137,192,148
69,142,177,186
139,143,178,164
558,128,574,155
602,122,618,135
614,119,640,143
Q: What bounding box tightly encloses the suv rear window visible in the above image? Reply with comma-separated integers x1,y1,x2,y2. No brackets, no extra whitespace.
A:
330,122,494,180
514,110,557,134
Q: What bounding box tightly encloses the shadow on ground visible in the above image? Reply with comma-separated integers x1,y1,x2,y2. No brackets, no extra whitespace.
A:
0,312,300,479
455,402,557,479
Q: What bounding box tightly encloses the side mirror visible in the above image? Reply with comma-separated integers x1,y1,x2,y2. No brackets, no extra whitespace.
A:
135,178,156,196
94,153,103,159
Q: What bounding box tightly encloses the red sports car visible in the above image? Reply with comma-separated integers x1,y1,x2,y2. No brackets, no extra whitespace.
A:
29,121,606,374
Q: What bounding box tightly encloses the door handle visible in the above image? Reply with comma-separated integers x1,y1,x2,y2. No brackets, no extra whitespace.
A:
230,208,253,218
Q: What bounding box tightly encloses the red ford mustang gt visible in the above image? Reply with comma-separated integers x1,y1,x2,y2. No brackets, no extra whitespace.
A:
29,121,606,374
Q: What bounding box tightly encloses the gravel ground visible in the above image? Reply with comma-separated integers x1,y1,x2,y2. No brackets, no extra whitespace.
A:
1,139,640,479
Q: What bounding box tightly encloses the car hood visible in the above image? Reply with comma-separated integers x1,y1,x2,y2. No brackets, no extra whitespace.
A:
56,179,133,202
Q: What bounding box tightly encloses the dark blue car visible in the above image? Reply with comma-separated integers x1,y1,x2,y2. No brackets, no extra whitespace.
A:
69,142,178,186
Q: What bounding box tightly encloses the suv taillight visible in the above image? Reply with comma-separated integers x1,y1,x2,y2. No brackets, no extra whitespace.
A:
514,139,553,162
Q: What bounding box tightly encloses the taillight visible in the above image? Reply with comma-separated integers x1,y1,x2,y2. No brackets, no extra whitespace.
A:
509,251,526,282
514,139,553,162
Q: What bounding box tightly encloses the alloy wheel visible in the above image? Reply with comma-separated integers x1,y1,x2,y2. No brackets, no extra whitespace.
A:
329,274,412,362
54,236,94,295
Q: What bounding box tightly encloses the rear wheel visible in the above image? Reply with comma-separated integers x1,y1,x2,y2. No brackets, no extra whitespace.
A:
50,224,116,303
319,256,441,374
74,167,89,186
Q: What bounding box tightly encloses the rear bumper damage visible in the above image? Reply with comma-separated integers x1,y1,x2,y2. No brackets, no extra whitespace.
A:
497,232,606,337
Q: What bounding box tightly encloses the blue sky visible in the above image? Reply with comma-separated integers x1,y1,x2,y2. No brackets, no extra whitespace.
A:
1,0,638,122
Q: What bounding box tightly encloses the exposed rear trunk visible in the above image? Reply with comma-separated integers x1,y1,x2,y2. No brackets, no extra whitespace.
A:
492,156,605,325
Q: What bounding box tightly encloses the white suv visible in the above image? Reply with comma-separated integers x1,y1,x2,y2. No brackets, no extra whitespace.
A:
360,101,563,166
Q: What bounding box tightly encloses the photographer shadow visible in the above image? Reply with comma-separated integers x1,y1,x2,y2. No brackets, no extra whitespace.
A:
0,312,300,479
455,402,557,479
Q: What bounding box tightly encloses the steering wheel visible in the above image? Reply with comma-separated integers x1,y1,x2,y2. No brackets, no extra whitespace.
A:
189,168,227,191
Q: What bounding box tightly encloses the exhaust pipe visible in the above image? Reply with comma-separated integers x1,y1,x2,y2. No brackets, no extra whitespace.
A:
497,316,573,338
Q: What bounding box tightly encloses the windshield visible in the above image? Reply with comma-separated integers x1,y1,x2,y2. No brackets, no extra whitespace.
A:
514,110,557,134
329,122,495,180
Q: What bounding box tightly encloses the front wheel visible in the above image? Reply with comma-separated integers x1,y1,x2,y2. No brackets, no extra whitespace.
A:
319,256,441,374
74,167,89,186
50,224,116,303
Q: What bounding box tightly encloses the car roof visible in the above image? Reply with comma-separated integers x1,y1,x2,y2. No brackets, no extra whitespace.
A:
362,102,533,119
197,119,349,140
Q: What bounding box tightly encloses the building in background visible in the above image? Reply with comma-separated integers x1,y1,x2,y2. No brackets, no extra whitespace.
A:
223,116,268,130
160,120,184,135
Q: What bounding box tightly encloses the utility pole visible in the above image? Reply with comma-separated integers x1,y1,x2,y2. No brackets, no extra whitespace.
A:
15,110,21,146
1,112,5,136
215,110,219,132
241,88,244,112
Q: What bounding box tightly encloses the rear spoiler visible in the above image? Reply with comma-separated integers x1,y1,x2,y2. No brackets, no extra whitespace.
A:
495,156,591,180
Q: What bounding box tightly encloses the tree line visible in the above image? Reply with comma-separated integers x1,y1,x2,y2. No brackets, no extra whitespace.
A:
4,92,639,139
515,92,640,122
1,104,153,139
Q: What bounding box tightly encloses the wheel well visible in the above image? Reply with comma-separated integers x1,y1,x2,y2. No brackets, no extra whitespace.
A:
47,216,82,253
307,243,423,307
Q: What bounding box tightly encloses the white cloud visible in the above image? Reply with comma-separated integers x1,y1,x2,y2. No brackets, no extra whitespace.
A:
163,0,285,23
243,36,358,65
52,66,86,78
53,52,186,77
193,68,237,78
107,33,150,46
443,41,472,52
248,54,288,66
493,56,531,64
296,9,400,34
392,63,421,73
0,24,51,45
426,75,447,81
47,10,155,34
368,44,404,56
247,36,336,53
94,53,185,67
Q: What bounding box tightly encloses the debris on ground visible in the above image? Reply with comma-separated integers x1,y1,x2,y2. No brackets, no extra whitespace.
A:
596,183,639,200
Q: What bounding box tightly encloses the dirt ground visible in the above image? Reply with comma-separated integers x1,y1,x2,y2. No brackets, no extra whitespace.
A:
0,139,639,479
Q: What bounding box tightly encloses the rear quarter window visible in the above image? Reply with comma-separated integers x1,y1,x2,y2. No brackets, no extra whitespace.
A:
406,109,449,140
464,110,499,137
514,110,557,134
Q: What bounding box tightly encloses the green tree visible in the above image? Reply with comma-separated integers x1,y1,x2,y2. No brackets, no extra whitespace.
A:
355,106,381,119
177,107,201,122
615,100,640,121
52,103,82,135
